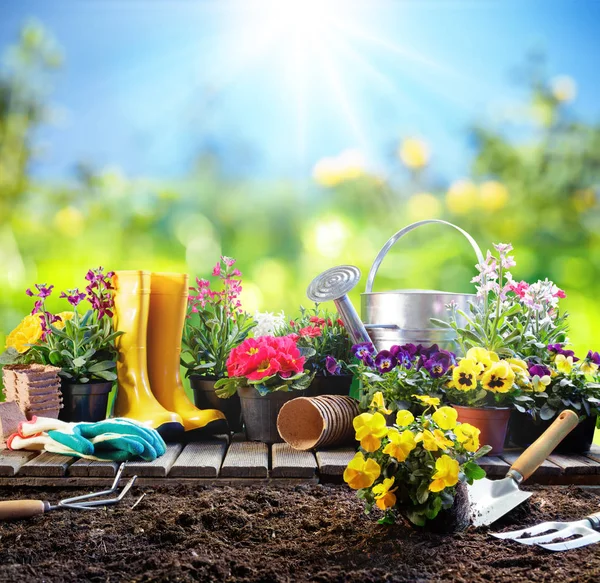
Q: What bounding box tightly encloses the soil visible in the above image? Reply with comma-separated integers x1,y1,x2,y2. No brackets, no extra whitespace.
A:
1,483,599,582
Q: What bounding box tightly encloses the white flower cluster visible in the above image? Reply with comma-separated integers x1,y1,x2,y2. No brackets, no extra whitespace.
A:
253,310,287,337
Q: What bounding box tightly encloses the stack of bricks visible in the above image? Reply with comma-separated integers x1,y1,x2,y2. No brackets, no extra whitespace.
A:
2,364,63,419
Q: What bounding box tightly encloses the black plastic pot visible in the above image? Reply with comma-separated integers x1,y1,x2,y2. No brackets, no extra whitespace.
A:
507,410,597,453
305,374,353,398
189,375,243,433
59,380,112,422
238,386,306,444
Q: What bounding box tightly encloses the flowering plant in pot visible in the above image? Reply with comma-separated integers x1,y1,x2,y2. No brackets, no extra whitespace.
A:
2,267,122,422
351,341,456,414
214,335,314,443
344,393,490,530
180,256,255,432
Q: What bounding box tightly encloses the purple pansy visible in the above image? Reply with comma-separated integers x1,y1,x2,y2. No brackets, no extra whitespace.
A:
587,351,600,366
528,363,551,378
423,351,454,378
325,356,341,376
352,342,375,361
374,350,397,374
547,343,580,362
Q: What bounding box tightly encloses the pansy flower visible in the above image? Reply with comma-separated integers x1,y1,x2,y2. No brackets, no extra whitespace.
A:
373,477,398,510
374,350,397,374
429,455,460,492
383,428,416,461
454,423,480,452
343,452,381,490
481,360,515,393
353,412,388,452
448,358,479,391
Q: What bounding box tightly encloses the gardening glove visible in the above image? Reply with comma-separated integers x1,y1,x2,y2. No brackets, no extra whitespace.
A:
75,418,167,462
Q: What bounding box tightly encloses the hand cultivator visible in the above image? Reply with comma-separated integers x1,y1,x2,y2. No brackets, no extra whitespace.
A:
0,463,137,520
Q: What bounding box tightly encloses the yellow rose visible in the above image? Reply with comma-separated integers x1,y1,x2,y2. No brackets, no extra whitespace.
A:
429,454,460,492
5,314,43,353
343,452,381,490
54,311,74,331
432,406,458,431
353,412,388,453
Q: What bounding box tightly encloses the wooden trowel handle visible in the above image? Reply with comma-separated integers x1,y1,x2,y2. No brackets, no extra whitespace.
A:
0,500,49,520
509,410,579,482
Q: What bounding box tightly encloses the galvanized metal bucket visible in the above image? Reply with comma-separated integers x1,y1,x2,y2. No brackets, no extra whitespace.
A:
361,219,483,351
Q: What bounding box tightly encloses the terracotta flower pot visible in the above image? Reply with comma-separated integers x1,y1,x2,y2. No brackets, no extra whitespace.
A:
453,405,511,455
189,375,243,433
305,374,353,398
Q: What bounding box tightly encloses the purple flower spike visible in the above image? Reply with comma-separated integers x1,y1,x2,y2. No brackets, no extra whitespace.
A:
325,356,341,376
423,352,453,378
352,342,375,361
529,363,551,378
61,289,87,307
375,350,397,374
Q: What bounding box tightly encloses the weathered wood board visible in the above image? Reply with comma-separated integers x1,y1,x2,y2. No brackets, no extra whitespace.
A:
169,441,227,478
271,443,317,478
220,442,269,478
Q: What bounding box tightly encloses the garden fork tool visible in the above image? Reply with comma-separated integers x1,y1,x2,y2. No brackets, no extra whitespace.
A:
469,410,579,527
0,462,137,520
491,511,600,551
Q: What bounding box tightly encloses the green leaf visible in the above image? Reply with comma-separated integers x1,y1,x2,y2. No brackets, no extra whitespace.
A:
92,370,117,381
430,318,452,329
88,360,116,372
73,357,87,368
463,460,486,483
540,403,557,421
416,482,429,504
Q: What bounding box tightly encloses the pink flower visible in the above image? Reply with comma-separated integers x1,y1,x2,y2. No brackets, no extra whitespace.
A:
222,256,236,267
299,325,322,338
554,289,567,299
212,263,221,277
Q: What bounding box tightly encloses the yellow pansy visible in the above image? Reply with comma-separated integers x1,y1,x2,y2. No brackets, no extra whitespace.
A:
466,347,499,375
5,314,43,353
398,137,429,169
421,429,454,452
54,311,74,331
454,423,481,453
507,357,531,387
412,394,440,408
383,428,416,462
343,452,381,490
555,354,574,374
432,406,458,431
395,409,415,427
531,374,551,393
481,360,515,393
353,412,388,453
369,391,392,415
580,361,599,375
373,477,398,511
448,358,479,392
429,454,460,492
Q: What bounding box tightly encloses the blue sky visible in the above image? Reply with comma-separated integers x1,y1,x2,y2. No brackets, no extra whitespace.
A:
1,0,599,182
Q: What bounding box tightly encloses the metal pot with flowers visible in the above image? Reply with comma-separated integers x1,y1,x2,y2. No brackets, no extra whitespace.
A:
343,393,490,532
180,256,256,432
214,335,314,443
2,267,122,422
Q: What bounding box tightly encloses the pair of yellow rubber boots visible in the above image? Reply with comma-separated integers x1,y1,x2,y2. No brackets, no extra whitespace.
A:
112,271,226,437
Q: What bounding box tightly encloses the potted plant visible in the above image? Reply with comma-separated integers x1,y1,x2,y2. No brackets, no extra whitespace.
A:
280,305,353,397
181,256,255,432
344,393,490,532
2,267,122,422
214,335,314,443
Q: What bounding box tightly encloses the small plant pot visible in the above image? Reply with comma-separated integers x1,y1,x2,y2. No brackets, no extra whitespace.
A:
238,386,306,444
453,405,511,455
189,375,243,433
507,411,596,453
305,374,353,398
59,381,112,423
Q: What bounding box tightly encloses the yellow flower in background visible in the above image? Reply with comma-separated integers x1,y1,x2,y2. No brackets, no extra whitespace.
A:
454,423,481,453
481,360,515,393
580,361,599,375
5,314,43,353
353,412,388,452
432,406,458,431
399,137,430,169
406,192,442,222
448,358,479,391
555,354,574,374
412,394,440,408
551,75,577,103
429,454,460,492
54,311,74,330
384,428,416,461
395,409,415,427
54,206,85,238
421,429,454,452
343,452,381,490
445,179,478,214
312,149,366,188
479,181,509,212
373,477,398,511
573,188,597,213
369,391,392,415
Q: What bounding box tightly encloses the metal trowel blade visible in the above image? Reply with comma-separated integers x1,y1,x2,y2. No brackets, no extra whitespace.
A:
468,476,532,527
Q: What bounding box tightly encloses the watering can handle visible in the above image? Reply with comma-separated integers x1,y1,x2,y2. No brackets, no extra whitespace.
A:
365,219,485,293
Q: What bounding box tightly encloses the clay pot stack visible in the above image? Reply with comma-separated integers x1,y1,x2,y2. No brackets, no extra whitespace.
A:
2,364,63,420
277,395,359,450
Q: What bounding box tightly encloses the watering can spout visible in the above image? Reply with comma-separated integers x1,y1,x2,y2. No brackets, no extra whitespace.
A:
306,265,372,346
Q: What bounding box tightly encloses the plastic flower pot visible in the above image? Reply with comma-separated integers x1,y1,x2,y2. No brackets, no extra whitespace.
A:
507,410,596,453
453,405,511,455
238,385,306,444
59,380,112,423
189,375,243,433
305,374,353,398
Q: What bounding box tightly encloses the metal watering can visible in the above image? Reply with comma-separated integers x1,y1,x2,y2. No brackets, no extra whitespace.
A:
307,219,484,352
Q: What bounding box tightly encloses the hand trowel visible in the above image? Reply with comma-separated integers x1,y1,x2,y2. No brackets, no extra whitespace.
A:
469,409,579,527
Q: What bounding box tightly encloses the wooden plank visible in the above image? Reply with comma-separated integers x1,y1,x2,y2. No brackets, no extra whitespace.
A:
499,452,562,476
220,442,268,478
547,453,600,475
68,458,119,478
315,447,355,476
584,444,600,464
477,456,510,478
169,441,227,478
19,452,75,477
271,443,317,478
122,443,183,478
0,450,39,477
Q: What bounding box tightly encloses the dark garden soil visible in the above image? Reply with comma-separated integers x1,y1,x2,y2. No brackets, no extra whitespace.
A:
1,483,599,583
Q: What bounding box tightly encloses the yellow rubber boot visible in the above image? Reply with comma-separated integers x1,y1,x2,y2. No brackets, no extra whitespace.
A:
147,272,227,434
112,271,184,437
